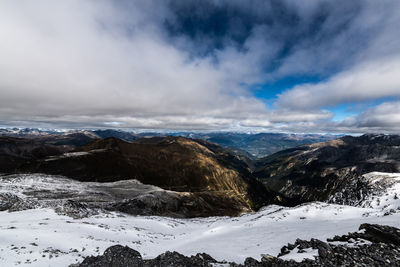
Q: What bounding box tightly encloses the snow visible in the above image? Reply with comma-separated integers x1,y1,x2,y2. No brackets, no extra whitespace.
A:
359,172,400,212
279,247,318,262
0,173,163,203
0,172,400,266
45,149,107,161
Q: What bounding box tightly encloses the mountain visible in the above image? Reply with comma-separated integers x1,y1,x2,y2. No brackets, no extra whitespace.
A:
4,131,400,215
0,132,99,172
254,134,400,203
177,132,339,158
0,128,338,158
91,129,138,141
15,136,283,216
0,136,65,172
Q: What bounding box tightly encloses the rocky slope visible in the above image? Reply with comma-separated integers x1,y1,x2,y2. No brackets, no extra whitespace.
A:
254,134,400,204
0,174,256,218
73,223,400,267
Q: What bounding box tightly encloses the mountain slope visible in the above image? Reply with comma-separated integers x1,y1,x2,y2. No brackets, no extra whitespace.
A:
0,137,64,172
22,136,281,213
254,134,400,203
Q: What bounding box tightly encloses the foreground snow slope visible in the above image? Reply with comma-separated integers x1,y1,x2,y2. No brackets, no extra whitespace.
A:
0,172,400,266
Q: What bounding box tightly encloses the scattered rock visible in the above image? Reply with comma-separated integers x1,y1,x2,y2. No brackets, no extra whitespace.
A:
73,224,400,267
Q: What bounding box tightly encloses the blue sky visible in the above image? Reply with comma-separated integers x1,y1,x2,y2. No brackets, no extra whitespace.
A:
0,0,399,133
251,75,323,105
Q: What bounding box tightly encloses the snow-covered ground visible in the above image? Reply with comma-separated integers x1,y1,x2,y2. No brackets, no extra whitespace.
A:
1,172,400,266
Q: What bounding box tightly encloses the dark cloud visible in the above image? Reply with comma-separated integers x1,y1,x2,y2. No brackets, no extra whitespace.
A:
162,0,365,76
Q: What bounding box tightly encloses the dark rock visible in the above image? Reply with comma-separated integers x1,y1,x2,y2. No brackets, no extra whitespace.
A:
144,251,217,267
358,223,400,245
75,246,219,267
77,245,143,267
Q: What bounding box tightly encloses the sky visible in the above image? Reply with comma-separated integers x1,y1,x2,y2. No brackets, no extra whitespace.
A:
0,0,399,133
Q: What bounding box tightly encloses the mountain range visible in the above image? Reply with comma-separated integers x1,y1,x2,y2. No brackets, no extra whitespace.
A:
0,128,338,157
1,130,399,217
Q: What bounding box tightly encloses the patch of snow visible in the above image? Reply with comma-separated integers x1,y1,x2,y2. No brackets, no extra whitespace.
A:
279,247,318,262
359,172,400,213
62,152,91,157
45,149,106,161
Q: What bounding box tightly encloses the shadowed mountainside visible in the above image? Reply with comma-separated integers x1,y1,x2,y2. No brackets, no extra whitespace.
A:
254,134,400,203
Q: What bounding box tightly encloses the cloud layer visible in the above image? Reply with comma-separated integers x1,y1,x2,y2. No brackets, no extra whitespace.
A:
0,0,399,132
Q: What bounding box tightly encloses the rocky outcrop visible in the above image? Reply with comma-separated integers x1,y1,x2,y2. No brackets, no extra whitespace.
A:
73,223,400,267
328,223,400,246
73,245,220,267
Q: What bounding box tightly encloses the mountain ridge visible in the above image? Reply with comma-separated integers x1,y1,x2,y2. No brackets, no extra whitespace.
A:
254,134,400,203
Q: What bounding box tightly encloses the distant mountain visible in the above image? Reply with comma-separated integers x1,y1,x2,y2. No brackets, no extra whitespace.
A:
177,132,339,158
254,134,400,204
0,128,339,158
91,129,138,140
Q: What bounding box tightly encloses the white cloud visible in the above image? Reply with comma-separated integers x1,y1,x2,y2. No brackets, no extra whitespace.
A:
276,0,400,112
356,101,400,129
276,57,400,110
0,0,271,129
